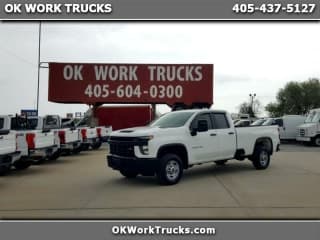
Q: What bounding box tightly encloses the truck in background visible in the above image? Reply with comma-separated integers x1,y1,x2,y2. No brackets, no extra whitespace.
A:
0,116,34,173
263,115,306,140
296,108,320,146
1,115,59,163
28,115,82,155
0,129,19,174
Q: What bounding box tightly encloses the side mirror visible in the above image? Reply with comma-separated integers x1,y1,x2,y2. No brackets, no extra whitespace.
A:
197,120,208,132
190,127,197,136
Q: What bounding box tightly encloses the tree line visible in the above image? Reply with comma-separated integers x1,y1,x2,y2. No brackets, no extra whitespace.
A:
239,78,320,118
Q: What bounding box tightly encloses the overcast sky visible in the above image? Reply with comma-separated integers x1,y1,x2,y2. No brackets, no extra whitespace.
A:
0,22,319,117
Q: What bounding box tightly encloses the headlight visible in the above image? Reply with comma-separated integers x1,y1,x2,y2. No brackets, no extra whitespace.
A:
138,135,154,140
139,145,149,155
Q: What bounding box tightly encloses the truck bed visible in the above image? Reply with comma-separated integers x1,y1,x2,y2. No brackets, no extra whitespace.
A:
236,125,279,155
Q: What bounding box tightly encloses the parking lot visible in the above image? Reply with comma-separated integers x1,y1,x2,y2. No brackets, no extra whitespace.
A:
0,143,320,219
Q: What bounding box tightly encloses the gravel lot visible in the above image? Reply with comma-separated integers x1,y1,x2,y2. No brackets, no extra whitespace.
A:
0,143,319,219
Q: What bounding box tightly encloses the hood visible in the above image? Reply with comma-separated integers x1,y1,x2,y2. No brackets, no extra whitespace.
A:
111,126,159,137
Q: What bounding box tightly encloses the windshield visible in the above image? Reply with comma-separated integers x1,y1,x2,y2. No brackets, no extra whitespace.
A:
262,119,274,126
305,112,320,123
251,119,266,126
150,111,195,128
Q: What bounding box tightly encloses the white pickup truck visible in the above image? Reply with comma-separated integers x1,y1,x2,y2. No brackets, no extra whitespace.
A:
29,115,82,155
107,109,280,185
1,115,59,163
62,117,111,150
0,129,17,174
0,116,35,173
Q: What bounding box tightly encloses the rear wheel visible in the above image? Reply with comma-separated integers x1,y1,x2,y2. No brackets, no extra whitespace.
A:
81,144,90,151
14,160,31,170
120,168,138,178
251,146,270,170
157,154,183,185
72,146,82,154
0,156,11,175
48,150,61,161
91,141,102,150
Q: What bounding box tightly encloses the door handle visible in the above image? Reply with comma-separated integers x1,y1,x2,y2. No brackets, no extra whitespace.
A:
228,132,235,135
210,133,217,136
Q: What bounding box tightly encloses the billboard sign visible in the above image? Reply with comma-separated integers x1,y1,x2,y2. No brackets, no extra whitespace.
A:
48,63,213,106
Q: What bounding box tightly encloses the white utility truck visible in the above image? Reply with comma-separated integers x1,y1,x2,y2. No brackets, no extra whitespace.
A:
296,108,320,146
263,115,306,140
107,109,280,185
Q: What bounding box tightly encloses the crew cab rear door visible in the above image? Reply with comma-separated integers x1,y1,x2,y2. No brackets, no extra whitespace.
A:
211,113,236,159
189,113,220,163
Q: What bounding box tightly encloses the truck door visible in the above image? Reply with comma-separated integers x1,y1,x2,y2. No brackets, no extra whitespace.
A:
275,118,284,139
211,113,236,159
189,113,220,163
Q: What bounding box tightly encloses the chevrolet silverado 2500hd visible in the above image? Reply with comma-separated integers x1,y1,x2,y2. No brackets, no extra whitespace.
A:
107,109,280,185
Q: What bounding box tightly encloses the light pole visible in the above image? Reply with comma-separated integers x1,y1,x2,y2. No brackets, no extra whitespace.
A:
36,21,42,115
249,93,256,116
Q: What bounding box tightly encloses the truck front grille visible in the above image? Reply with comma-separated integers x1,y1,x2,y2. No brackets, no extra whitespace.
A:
299,129,305,136
109,142,134,157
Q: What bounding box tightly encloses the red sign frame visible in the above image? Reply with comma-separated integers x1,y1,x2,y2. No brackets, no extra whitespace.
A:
48,63,213,106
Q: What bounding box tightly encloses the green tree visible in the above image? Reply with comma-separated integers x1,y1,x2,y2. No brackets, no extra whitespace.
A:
265,78,320,117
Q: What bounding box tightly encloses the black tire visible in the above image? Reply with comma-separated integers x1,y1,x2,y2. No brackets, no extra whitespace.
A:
157,153,183,185
91,141,102,150
72,146,82,154
120,168,138,178
0,165,10,175
14,161,31,170
215,160,228,166
313,136,320,147
48,150,61,161
81,144,90,151
251,146,270,170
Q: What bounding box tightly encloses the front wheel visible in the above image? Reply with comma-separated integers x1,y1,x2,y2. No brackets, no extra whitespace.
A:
251,146,270,170
157,154,183,185
313,136,320,147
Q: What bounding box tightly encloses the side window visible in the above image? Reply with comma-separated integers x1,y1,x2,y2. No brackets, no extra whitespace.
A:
212,113,230,129
190,113,213,130
275,119,283,127
0,118,4,129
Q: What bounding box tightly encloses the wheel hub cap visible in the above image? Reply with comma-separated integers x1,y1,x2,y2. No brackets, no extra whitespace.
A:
166,160,179,181
260,151,268,166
